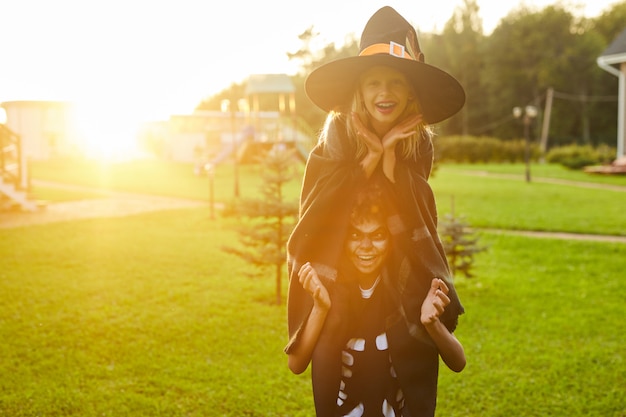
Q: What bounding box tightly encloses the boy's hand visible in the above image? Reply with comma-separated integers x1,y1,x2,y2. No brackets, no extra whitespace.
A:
298,262,331,311
421,278,450,325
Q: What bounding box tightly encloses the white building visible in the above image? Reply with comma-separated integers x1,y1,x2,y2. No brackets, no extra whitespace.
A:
0,100,80,160
597,28,626,159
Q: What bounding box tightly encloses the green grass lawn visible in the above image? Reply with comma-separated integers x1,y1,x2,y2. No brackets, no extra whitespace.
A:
431,169,626,236
28,158,626,237
1,210,624,416
29,157,304,203
2,157,624,416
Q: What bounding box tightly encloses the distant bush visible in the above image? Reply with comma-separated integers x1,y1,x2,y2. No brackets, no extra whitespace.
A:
434,136,615,169
546,144,616,170
434,135,538,164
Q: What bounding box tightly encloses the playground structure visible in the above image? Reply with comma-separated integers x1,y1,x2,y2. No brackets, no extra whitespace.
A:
0,123,38,211
216,73,314,165
0,100,84,211
169,105,315,176
166,74,317,174
194,118,312,174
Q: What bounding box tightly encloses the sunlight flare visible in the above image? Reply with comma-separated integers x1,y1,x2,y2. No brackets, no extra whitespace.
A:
74,101,144,162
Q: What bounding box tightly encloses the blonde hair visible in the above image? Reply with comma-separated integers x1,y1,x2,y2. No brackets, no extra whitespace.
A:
319,81,433,160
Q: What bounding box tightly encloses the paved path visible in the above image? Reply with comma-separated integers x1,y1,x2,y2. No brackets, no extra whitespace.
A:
0,180,208,230
481,228,626,244
457,170,626,192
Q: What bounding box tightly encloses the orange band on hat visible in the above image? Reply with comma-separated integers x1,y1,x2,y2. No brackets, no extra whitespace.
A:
359,42,415,60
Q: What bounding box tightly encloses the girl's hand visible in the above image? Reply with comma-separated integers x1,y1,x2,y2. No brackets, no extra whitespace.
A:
381,113,423,151
298,262,331,311
351,112,383,155
351,112,384,178
421,278,450,325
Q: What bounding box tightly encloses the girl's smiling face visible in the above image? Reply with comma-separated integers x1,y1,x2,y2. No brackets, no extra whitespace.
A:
345,217,390,284
359,65,413,135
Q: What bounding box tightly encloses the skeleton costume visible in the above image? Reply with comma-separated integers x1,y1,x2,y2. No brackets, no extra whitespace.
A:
285,7,466,417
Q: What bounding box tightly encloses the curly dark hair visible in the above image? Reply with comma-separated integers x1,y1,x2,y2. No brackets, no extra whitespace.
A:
349,178,388,224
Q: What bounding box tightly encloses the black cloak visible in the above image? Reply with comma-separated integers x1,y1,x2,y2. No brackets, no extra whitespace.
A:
285,114,464,417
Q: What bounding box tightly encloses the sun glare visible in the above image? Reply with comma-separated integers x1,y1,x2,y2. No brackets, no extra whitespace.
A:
74,101,145,162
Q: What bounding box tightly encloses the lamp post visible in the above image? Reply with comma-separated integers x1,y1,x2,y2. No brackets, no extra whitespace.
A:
513,105,538,183
205,163,215,219
221,98,240,197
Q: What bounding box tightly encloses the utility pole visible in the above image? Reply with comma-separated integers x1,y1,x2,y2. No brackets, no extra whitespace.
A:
539,87,554,162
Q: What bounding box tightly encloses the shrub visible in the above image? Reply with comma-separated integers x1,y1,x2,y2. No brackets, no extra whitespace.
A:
434,136,615,168
596,144,617,165
434,135,538,164
546,144,615,170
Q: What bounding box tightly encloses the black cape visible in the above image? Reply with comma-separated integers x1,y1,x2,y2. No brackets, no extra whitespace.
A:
285,115,464,417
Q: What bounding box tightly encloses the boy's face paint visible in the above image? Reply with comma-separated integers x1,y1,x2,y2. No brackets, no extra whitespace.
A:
345,217,390,280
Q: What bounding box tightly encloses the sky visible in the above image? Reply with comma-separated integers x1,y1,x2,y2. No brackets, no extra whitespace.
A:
0,0,621,129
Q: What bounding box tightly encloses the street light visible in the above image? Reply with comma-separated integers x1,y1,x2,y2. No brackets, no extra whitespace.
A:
205,162,215,219
513,105,538,182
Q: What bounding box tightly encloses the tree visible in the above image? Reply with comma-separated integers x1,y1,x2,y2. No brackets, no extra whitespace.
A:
439,197,487,278
287,29,359,131
554,27,608,145
195,81,246,112
482,6,562,138
589,1,626,145
436,0,486,136
221,147,300,304
483,5,596,141
592,0,626,45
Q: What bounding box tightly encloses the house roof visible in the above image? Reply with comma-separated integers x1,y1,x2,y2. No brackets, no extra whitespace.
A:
600,28,626,60
245,74,295,95
0,100,72,108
